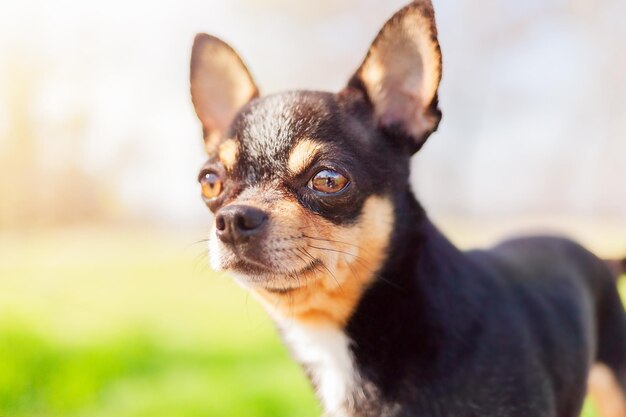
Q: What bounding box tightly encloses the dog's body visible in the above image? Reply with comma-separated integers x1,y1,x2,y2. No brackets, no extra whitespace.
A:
339,223,624,416
188,1,626,416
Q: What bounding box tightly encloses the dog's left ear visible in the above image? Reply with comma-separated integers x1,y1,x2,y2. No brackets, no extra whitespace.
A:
347,0,442,154
190,34,258,155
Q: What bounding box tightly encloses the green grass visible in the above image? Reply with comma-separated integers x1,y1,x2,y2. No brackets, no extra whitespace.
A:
0,230,319,417
0,230,622,416
0,326,318,417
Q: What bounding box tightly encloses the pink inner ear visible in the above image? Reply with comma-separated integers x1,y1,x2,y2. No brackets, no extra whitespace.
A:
379,87,423,130
198,77,241,135
353,1,442,147
190,34,258,153
378,81,437,143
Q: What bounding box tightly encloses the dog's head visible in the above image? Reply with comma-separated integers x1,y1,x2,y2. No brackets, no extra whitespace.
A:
190,1,442,325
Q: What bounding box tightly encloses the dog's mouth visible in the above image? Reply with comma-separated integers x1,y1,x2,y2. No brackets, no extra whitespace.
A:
226,251,324,291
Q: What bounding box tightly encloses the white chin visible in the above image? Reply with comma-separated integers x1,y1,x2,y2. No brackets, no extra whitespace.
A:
209,255,223,271
229,272,260,289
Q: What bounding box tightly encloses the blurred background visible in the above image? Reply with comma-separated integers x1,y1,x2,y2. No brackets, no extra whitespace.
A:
1,0,624,416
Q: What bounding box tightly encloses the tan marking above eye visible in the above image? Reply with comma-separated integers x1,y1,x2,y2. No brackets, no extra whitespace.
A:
200,172,223,199
218,139,239,170
288,139,324,175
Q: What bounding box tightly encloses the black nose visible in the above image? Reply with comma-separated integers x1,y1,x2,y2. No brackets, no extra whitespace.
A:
215,205,268,245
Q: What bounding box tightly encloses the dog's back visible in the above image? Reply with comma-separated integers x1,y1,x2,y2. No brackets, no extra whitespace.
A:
467,236,626,416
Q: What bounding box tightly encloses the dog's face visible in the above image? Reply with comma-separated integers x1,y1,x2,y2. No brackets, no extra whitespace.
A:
190,1,442,325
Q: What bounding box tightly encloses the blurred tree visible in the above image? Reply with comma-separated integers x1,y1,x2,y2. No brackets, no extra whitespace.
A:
0,53,119,230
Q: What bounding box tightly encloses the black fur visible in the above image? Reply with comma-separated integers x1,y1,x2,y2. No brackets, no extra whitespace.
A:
347,209,626,416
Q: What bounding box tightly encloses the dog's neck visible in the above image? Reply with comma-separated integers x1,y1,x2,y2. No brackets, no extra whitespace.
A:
271,191,483,415
342,196,488,414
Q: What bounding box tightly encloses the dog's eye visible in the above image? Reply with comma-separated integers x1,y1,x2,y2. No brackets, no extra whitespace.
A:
199,172,223,199
309,169,349,194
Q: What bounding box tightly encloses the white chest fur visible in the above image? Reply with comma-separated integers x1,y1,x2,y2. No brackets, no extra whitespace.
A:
280,322,358,416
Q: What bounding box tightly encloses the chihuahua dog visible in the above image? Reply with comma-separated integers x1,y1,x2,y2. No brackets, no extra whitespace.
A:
189,1,626,416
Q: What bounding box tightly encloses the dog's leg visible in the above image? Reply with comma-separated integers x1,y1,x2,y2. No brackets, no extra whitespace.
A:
588,364,626,417
596,274,626,391
591,265,626,417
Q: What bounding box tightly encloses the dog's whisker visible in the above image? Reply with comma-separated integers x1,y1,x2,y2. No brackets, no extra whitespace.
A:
307,244,373,268
301,234,372,255
301,246,343,292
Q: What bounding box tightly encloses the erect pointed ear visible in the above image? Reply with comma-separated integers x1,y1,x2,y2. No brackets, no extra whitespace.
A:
190,34,259,155
348,1,442,154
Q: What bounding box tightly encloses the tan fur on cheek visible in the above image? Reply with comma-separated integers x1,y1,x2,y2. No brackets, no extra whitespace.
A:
288,139,323,175
255,196,395,327
218,139,239,170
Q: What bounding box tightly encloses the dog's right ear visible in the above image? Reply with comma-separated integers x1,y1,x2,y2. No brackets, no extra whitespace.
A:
346,0,442,154
190,34,258,155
